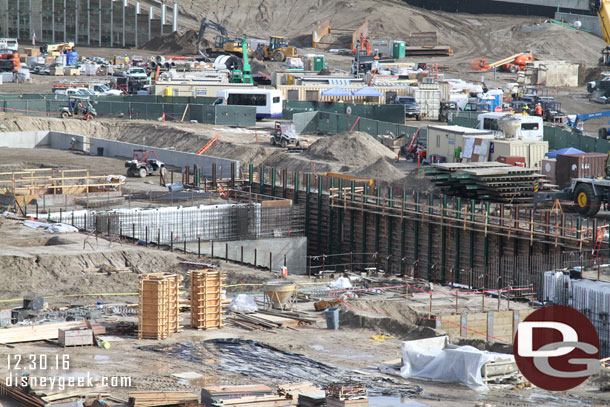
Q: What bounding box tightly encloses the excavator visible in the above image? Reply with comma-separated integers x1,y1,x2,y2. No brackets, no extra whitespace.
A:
197,18,246,58
592,1,610,65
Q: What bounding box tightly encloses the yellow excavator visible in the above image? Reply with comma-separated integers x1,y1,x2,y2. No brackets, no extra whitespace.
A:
254,36,298,62
593,1,610,65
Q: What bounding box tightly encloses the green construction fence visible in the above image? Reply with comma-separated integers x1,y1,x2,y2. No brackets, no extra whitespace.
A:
0,97,255,126
294,111,425,140
283,101,406,124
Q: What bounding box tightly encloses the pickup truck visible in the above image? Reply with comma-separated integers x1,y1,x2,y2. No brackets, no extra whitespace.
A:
396,96,421,121
123,67,148,79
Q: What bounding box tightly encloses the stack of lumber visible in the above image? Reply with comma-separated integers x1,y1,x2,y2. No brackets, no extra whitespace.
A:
227,309,315,331
202,384,273,406
138,273,181,340
190,269,223,330
128,391,198,407
40,385,109,402
0,321,105,344
201,385,294,407
404,46,453,56
326,383,368,406
0,383,46,407
425,162,546,203
277,382,322,404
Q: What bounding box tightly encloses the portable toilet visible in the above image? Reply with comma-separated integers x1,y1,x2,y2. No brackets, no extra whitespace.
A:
313,55,325,71
66,51,78,66
478,94,498,111
392,41,406,59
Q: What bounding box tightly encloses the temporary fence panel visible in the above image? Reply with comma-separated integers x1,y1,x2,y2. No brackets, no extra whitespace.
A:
214,105,256,127
293,112,318,134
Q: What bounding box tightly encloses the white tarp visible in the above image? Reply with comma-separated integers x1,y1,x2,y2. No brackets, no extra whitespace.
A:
398,336,515,390
24,220,78,234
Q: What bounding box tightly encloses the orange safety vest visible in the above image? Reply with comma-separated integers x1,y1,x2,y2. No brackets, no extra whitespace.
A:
535,105,542,115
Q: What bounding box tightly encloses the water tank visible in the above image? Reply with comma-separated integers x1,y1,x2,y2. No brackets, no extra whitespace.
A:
500,115,521,139
66,51,78,66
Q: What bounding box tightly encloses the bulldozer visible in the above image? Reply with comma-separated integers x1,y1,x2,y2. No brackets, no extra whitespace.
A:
254,36,297,62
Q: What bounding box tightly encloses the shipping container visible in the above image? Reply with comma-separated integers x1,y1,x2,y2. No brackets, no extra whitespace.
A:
556,153,607,189
426,125,495,163
488,139,548,169
541,158,557,184
413,88,441,119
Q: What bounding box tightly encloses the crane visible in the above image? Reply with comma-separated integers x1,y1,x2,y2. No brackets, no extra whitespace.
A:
592,1,610,65
567,109,610,138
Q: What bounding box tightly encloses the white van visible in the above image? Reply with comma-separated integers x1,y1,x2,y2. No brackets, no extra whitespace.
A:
0,38,18,52
477,112,543,141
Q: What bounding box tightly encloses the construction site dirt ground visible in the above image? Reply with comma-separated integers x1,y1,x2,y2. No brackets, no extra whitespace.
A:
0,212,609,407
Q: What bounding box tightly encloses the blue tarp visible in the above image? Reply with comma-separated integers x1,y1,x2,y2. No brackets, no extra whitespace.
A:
322,86,351,97
352,86,382,97
545,147,584,158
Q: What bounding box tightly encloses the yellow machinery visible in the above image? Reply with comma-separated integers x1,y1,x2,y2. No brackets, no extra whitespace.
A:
197,18,247,58
593,1,610,65
254,36,297,62
40,42,75,55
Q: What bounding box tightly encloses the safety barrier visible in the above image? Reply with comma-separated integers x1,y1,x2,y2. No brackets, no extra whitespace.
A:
0,97,256,126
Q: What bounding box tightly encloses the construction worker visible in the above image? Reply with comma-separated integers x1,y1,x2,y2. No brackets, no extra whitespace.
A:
522,104,530,115
535,103,543,117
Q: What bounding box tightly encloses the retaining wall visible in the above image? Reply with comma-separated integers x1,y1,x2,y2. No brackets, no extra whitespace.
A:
187,236,308,274
89,138,239,178
555,12,602,38
0,131,87,150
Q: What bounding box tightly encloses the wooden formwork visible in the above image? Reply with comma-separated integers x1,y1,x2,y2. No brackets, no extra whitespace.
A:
139,273,182,340
190,269,223,330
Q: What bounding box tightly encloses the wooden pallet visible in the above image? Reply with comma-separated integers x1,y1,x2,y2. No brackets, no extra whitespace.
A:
190,269,223,330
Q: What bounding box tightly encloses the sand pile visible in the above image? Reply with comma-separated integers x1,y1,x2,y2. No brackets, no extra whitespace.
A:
305,132,396,166
139,30,200,55
353,158,404,182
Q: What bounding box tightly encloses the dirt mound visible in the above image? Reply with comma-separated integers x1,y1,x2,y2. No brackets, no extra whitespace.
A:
171,0,604,66
306,132,395,166
139,30,200,55
353,158,404,182
400,168,434,192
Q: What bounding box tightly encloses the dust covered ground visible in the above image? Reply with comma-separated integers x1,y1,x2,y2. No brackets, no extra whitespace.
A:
0,116,434,190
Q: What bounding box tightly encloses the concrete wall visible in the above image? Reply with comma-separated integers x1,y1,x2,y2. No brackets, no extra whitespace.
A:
89,137,239,178
400,0,589,16
0,131,86,150
494,0,589,9
187,236,308,275
555,12,602,38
